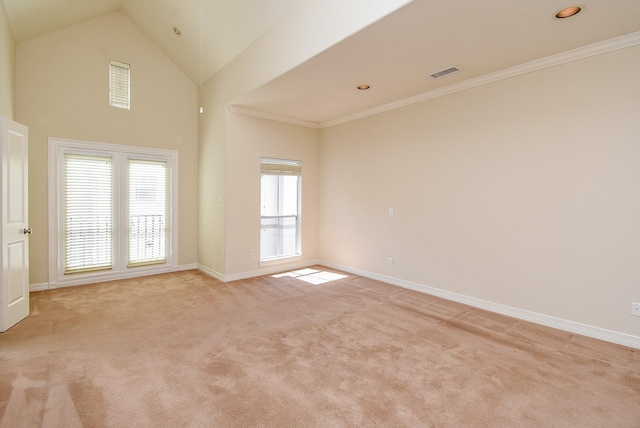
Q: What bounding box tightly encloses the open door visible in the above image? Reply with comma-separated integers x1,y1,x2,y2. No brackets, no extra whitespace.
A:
1,117,29,332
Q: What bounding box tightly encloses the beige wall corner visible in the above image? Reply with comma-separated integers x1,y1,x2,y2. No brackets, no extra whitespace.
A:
0,1,15,119
224,112,320,276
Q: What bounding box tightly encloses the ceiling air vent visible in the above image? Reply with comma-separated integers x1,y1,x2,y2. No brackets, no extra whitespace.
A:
429,67,459,79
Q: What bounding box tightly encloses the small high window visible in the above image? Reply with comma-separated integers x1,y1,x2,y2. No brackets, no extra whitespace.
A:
109,60,130,110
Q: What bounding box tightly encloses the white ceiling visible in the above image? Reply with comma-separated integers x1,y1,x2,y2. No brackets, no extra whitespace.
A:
4,0,640,127
231,0,640,125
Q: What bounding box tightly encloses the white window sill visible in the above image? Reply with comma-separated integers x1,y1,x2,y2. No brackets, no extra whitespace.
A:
259,254,302,267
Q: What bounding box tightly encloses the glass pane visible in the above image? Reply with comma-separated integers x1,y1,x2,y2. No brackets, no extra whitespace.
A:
260,216,298,259
261,175,280,217
260,175,299,217
281,176,299,215
128,160,167,265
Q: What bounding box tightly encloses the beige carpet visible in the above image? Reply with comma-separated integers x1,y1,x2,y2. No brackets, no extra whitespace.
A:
1,267,639,427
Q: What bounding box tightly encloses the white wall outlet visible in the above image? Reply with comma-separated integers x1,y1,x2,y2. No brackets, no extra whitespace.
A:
250,252,255,261
387,257,393,266
632,302,640,317
389,208,394,216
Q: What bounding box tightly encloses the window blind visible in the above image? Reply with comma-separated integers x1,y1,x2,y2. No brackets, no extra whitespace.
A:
128,159,167,266
109,60,130,110
64,154,113,274
260,158,302,176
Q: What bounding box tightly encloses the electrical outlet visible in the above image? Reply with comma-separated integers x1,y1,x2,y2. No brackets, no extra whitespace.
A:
632,302,640,317
250,253,255,261
387,257,393,266
389,208,394,217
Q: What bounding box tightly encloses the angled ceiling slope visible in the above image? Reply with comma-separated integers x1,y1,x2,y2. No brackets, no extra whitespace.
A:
3,0,306,84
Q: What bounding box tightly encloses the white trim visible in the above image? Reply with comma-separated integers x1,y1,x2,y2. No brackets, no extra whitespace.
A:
322,31,640,128
178,263,198,271
30,262,198,292
197,264,224,281
320,261,640,350
29,283,49,292
198,259,321,283
47,265,177,289
226,105,321,129
227,32,640,130
195,257,640,349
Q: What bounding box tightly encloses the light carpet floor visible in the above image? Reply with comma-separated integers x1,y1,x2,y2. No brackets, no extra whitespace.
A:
1,267,639,427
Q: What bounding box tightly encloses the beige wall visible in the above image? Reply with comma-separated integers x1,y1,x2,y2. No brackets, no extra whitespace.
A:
15,12,199,285
319,45,640,337
0,1,15,119
197,84,227,274
225,112,320,276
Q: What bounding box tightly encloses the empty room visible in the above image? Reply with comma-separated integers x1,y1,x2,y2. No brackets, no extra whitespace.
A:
1,0,639,426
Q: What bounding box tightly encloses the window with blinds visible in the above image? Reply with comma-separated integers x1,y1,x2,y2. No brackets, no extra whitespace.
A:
64,154,113,274
128,159,167,266
109,60,130,110
260,158,302,260
50,138,178,288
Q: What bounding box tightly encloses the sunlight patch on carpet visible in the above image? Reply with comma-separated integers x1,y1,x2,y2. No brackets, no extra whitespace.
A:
272,268,348,285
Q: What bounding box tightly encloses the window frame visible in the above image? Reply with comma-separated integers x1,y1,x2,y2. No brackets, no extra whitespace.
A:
259,158,302,262
48,137,178,288
109,60,131,110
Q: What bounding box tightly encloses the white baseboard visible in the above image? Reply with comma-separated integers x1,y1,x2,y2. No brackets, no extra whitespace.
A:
178,263,198,271
197,264,224,281
30,259,639,350
30,262,199,292
29,283,49,292
198,259,322,282
320,261,640,350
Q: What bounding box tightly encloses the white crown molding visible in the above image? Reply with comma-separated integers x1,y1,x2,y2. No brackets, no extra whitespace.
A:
226,105,321,129
227,31,640,130
320,261,640,350
321,31,640,128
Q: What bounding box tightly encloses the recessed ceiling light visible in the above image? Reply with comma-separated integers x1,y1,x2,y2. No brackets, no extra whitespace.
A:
357,84,370,90
555,6,581,19
173,26,182,36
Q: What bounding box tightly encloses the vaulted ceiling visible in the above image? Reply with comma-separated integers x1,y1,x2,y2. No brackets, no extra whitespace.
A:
4,0,640,127
3,0,305,84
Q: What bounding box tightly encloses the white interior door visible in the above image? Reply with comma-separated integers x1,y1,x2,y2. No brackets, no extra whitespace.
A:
1,117,29,332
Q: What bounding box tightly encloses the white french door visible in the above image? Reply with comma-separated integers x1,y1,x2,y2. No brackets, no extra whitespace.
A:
48,138,178,288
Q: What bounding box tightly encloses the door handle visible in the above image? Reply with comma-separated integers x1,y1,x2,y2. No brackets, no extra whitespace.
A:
23,228,32,234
